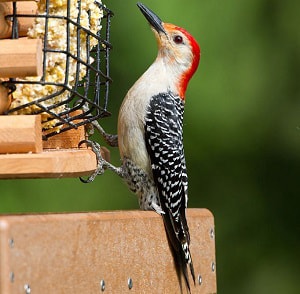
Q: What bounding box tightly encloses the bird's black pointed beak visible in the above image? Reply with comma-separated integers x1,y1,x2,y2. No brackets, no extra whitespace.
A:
137,3,166,35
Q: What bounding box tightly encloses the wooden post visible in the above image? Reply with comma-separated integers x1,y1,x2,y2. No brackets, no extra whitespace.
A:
0,38,43,78
0,1,37,39
0,209,217,294
0,115,42,153
0,82,10,114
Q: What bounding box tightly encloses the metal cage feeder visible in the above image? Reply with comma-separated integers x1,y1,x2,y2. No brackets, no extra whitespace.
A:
0,0,113,179
1,0,113,138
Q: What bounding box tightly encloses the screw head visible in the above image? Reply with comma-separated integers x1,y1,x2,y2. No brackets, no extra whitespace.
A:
210,228,214,239
9,238,14,248
9,272,14,283
197,274,202,285
127,277,133,289
24,284,31,294
100,279,105,291
212,261,216,272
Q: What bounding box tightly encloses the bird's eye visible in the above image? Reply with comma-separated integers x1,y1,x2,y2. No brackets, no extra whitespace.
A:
173,35,183,44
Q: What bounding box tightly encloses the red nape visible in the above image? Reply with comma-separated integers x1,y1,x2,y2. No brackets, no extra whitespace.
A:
176,26,200,99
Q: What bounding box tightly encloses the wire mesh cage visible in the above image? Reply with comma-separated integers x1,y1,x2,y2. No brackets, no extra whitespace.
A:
1,0,113,139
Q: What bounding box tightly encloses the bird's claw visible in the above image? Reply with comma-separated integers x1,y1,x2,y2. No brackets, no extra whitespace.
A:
78,139,106,183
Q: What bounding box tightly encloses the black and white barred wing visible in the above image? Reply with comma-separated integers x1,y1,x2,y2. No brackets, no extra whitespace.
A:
144,91,190,246
144,91,194,286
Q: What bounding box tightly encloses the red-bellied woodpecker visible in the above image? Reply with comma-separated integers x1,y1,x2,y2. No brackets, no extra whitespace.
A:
119,3,200,291
83,2,200,292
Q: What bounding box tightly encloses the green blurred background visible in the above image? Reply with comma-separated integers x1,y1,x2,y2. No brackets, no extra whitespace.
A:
1,0,299,293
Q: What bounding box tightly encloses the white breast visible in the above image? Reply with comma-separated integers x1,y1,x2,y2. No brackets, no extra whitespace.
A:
118,58,176,175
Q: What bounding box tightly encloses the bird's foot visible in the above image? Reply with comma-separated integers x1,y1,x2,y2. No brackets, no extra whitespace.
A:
78,139,123,183
79,140,106,183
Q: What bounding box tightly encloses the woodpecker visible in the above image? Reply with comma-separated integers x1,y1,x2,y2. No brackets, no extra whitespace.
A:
118,3,200,292
83,2,200,292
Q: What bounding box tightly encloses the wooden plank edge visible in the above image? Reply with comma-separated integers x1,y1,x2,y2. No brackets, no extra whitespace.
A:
0,1,37,39
0,38,43,78
0,115,42,153
0,219,10,294
0,148,97,178
0,208,213,222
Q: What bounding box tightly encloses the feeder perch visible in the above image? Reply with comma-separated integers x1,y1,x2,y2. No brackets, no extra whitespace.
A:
0,0,113,179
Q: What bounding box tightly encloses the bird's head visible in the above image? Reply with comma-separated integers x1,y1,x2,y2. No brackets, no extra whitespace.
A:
137,2,200,99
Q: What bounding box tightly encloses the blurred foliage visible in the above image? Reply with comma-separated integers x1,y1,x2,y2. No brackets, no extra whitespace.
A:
1,0,299,293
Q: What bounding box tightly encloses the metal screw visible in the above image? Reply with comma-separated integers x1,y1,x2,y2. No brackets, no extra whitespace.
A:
210,228,214,239
100,279,105,291
211,261,215,272
9,272,14,283
24,284,31,294
127,277,133,290
9,238,14,248
197,274,202,285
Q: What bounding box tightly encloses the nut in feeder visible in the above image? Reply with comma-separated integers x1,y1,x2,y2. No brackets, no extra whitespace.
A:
0,0,114,178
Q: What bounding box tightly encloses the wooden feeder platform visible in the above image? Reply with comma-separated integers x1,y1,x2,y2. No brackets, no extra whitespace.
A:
0,209,217,294
0,114,108,179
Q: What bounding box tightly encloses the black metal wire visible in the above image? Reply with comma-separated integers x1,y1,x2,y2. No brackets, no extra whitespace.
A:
1,0,113,139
